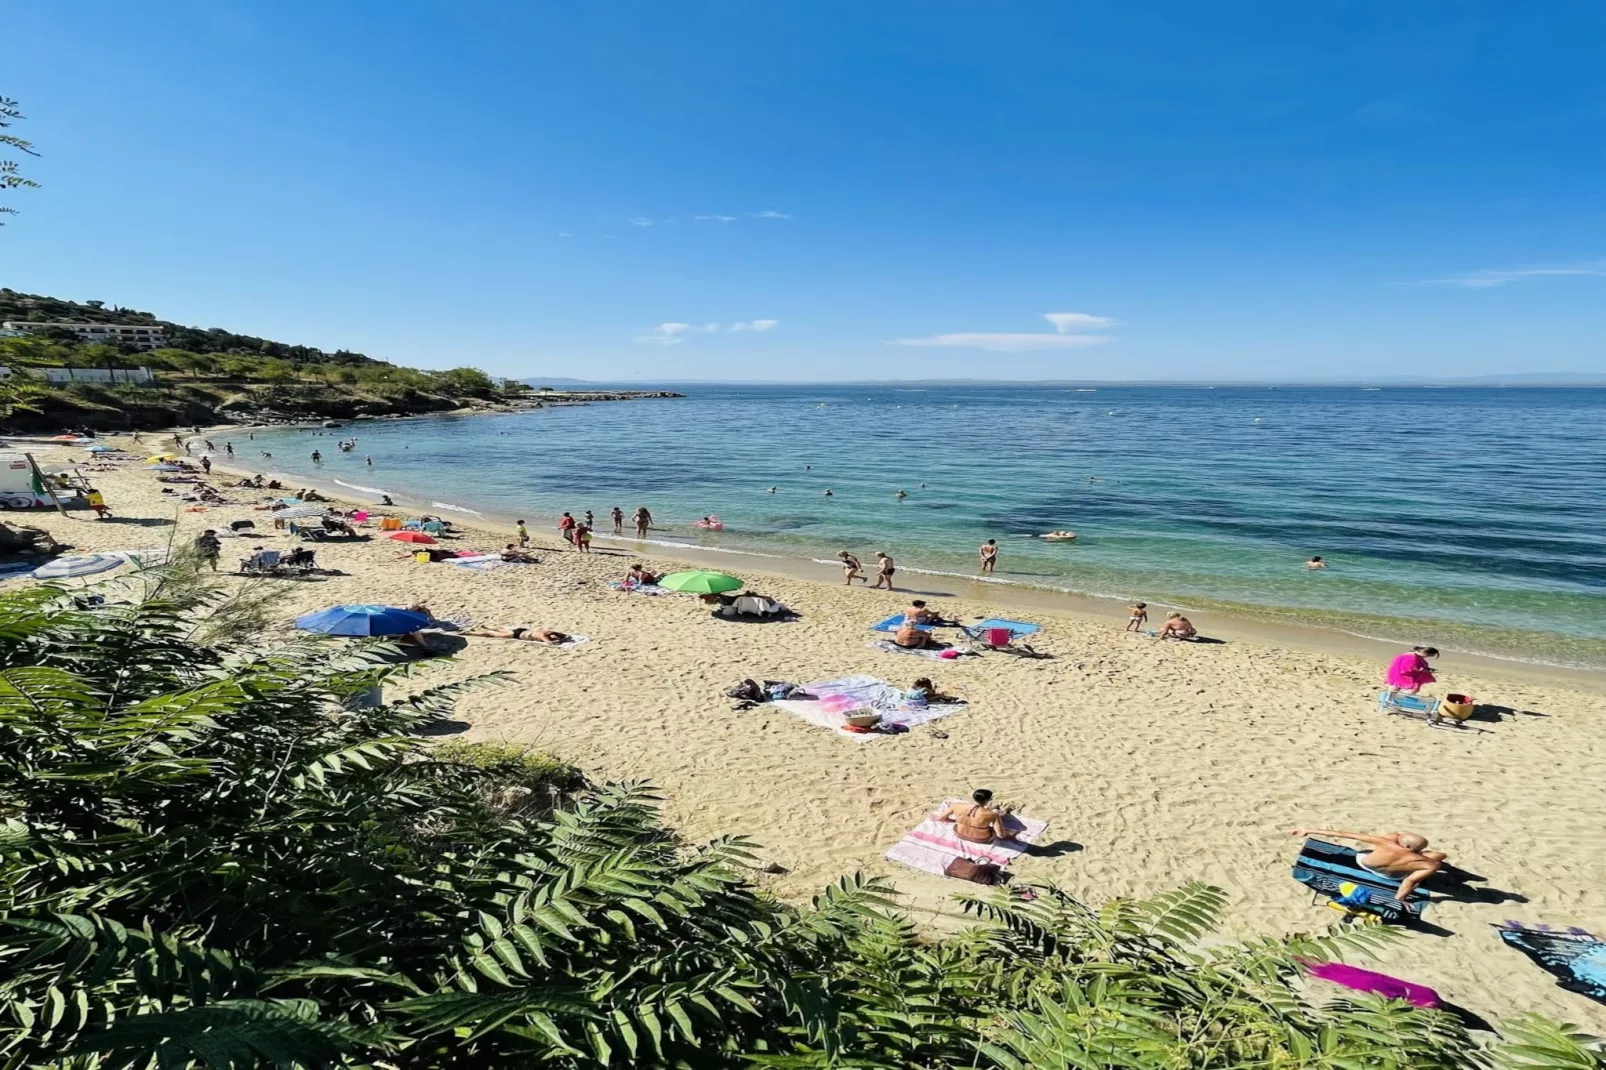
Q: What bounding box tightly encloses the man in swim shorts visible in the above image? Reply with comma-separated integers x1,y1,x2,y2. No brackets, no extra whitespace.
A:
872,551,895,590
979,539,998,574
1291,828,1448,901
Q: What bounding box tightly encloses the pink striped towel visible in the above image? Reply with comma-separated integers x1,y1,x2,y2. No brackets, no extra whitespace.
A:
885,798,1048,878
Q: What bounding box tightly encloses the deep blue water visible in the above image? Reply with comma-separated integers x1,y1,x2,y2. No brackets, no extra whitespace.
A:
239,384,1606,667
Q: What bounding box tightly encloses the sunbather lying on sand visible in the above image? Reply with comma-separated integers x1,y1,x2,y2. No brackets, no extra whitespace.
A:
465,626,572,645
1291,827,1448,901
939,789,1018,844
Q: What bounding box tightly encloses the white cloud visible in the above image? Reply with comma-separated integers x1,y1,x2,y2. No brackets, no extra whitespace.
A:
627,217,657,227
557,231,573,238
632,320,778,344
752,210,791,219
894,312,1116,352
694,214,738,222
1411,260,1606,288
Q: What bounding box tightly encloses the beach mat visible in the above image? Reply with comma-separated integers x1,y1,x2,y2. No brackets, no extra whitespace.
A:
965,617,1041,638
772,674,967,741
867,639,960,661
1292,838,1427,924
870,613,934,634
885,799,1047,879
608,581,673,595
1495,923,1606,1003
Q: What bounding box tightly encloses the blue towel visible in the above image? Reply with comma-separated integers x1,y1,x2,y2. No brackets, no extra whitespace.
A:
870,614,932,634
969,617,1041,638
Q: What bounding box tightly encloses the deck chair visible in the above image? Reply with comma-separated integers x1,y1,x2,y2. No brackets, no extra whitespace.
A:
238,549,283,575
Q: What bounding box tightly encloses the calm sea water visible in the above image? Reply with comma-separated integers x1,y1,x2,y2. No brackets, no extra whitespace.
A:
241,385,1606,669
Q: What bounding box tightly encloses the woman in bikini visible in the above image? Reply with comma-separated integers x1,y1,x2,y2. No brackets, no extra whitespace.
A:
938,789,1018,844
465,626,571,645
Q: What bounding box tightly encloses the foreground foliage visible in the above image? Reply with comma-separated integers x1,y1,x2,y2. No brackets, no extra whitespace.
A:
1,577,1601,1068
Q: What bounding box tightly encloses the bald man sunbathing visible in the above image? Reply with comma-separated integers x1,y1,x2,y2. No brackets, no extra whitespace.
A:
1293,827,1448,901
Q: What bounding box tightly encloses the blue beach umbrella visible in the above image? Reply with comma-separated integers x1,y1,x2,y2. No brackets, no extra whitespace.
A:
295,604,432,637
85,444,117,453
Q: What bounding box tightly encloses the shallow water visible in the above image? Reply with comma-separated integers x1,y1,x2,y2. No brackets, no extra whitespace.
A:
240,384,1606,668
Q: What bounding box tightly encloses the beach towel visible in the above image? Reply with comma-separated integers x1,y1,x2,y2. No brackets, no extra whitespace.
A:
870,613,934,634
867,639,959,661
885,799,1047,879
961,617,1042,639
771,674,967,740
447,554,507,571
1495,923,1606,1003
544,634,589,649
1291,838,1428,925
608,581,673,595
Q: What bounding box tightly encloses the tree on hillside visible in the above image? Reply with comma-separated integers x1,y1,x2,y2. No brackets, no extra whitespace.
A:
0,96,39,223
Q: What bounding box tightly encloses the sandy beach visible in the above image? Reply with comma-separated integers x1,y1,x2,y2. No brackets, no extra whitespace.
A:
9,440,1606,1032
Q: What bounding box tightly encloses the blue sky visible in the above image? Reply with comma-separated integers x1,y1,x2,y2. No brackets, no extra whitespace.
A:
4,1,1605,381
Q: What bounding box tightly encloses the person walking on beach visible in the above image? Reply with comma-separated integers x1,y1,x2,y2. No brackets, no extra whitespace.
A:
558,512,576,545
611,506,624,534
1125,602,1148,632
632,506,652,538
194,529,222,572
86,489,110,520
200,456,211,475
979,539,998,574
583,510,594,532
872,551,896,590
516,519,530,547
838,550,864,585
574,523,592,553
224,441,233,455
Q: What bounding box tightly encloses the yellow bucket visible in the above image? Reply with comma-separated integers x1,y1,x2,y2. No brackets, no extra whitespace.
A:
1439,694,1474,721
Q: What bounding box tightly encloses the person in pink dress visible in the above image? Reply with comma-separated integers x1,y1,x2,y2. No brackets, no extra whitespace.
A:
1385,646,1438,694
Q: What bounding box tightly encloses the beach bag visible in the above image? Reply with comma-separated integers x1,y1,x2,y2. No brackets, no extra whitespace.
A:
944,857,1002,885
1440,693,1475,721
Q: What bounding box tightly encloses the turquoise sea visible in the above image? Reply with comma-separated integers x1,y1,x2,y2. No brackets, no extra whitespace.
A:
240,384,1606,669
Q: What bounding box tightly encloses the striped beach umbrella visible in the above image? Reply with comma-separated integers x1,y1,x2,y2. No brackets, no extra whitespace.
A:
272,505,329,520
30,553,130,579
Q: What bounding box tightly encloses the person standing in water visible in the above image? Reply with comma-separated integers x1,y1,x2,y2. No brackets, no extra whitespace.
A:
1306,555,1327,569
611,506,624,534
310,450,321,463
979,539,998,574
632,506,652,538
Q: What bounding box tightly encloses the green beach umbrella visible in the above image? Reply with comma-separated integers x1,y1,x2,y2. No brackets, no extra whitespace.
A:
658,570,743,594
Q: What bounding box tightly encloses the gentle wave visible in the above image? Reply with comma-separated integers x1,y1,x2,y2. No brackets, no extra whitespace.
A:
333,478,390,496
430,501,484,516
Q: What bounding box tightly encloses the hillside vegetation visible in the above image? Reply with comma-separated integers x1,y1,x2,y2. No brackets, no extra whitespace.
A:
0,290,672,431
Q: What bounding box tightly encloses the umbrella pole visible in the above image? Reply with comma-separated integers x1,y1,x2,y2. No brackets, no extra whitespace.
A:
24,453,69,517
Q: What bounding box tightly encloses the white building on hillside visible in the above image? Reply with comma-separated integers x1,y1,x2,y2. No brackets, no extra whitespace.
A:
1,320,169,350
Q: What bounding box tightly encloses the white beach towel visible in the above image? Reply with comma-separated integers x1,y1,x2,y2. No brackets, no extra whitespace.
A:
771,674,967,741
884,799,1047,878
608,581,672,595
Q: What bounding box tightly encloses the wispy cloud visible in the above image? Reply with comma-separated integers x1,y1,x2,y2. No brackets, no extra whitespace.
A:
894,312,1116,352
1410,260,1606,288
752,210,791,219
557,231,573,238
632,320,779,345
693,214,738,222
627,217,658,227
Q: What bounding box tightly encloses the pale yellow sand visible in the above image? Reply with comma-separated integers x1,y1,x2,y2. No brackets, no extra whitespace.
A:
9,443,1606,1031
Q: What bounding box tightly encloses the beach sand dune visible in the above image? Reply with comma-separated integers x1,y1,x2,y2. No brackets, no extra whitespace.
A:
8,448,1605,1032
